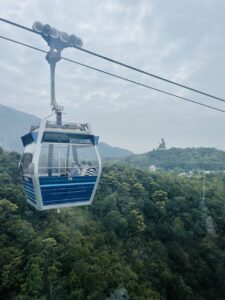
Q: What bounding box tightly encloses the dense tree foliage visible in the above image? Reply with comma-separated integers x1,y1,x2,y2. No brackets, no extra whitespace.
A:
0,147,225,299
124,147,225,171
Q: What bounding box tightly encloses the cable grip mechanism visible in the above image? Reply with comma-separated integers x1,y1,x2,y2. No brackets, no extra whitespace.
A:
32,21,83,125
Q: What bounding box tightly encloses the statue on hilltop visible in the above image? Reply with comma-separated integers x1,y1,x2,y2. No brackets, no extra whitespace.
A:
158,138,166,150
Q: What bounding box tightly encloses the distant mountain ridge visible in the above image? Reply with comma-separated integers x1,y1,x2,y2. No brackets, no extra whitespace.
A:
98,142,133,159
2,104,225,170
0,104,133,158
0,104,39,152
124,147,225,171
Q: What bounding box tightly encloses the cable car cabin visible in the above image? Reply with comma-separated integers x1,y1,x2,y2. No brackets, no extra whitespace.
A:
20,119,102,211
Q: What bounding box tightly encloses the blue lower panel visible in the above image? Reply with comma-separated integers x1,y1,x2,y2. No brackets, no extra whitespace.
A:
22,176,36,204
24,189,35,199
39,175,97,185
39,176,97,206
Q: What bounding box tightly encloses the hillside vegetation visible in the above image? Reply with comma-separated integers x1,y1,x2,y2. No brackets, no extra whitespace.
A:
0,147,225,299
124,147,225,171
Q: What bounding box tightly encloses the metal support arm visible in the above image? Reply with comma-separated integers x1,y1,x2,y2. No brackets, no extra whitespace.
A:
32,21,84,125
46,49,63,125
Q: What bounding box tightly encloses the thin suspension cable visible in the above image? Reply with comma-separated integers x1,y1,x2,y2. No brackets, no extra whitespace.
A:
1,34,225,114
76,48,225,104
0,17,34,33
1,17,225,104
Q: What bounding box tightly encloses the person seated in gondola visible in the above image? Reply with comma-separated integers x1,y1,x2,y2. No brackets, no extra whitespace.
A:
80,161,96,176
21,153,33,175
69,161,81,177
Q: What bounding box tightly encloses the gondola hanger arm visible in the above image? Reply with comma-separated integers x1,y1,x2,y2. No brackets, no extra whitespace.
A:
32,21,83,125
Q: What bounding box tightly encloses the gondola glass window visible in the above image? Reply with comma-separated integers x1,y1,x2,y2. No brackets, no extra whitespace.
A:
21,153,33,175
20,144,35,176
38,143,99,177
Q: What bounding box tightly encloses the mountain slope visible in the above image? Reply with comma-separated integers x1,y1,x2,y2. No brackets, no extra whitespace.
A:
0,104,132,158
0,104,39,152
98,142,132,159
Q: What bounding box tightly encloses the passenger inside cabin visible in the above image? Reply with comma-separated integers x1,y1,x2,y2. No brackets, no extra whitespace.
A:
69,161,81,177
81,161,96,176
21,153,33,175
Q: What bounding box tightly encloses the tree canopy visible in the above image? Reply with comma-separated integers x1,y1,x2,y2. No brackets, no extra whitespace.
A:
0,147,225,299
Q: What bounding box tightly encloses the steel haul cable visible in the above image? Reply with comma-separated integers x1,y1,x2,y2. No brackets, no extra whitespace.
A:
1,35,225,114
1,17,225,104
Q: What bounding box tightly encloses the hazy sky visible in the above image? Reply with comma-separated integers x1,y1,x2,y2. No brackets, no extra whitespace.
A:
1,0,225,153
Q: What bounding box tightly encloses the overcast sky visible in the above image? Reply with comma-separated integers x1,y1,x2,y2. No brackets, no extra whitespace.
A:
1,0,225,153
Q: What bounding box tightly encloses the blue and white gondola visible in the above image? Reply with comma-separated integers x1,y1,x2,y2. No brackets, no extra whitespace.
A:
20,118,102,210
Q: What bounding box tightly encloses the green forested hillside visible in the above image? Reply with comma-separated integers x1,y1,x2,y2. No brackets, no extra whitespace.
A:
125,147,225,171
0,147,225,299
